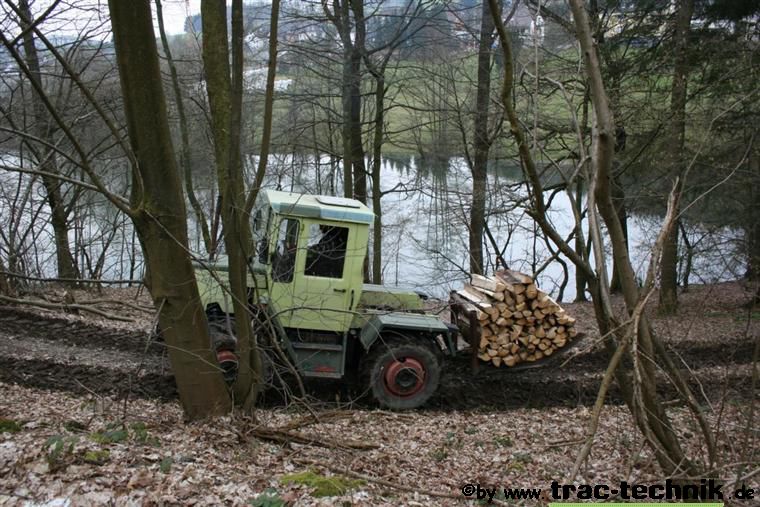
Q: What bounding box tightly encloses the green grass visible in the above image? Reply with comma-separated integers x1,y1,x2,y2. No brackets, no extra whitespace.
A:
280,469,364,497
0,418,22,433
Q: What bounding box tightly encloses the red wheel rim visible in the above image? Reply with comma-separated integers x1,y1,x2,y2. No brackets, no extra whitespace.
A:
383,357,426,397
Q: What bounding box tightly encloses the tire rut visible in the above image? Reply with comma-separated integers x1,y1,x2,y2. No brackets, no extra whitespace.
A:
0,306,155,354
0,307,756,410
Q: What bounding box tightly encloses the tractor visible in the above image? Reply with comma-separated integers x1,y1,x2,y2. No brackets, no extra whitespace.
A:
196,190,456,409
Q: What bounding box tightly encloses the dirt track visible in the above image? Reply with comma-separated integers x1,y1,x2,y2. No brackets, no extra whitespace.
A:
0,303,755,411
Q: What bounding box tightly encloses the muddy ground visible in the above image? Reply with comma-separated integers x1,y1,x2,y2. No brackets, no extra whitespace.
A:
0,281,756,410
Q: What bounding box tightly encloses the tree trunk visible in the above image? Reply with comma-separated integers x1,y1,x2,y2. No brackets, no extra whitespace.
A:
371,75,385,284
574,87,591,302
0,256,11,295
609,169,629,293
749,146,760,280
245,0,281,216
108,0,230,419
658,0,694,314
574,180,588,301
339,2,355,199
201,0,259,409
19,0,79,281
747,144,760,304
350,51,367,204
155,0,213,255
469,0,496,275
567,0,698,477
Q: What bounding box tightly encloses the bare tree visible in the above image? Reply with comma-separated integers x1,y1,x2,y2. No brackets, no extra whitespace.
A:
15,0,79,281
659,0,695,314
488,0,714,478
322,0,368,202
155,0,214,256
467,0,500,276
200,0,261,409
108,0,231,418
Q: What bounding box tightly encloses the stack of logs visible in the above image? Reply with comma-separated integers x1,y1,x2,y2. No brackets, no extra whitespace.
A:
453,270,578,368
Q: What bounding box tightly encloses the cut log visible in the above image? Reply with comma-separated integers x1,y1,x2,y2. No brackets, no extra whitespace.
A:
495,269,534,285
450,292,487,320
471,273,507,293
485,307,501,320
457,269,579,369
456,287,493,308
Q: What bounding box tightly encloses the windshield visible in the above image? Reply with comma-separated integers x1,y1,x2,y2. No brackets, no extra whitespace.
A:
254,206,272,264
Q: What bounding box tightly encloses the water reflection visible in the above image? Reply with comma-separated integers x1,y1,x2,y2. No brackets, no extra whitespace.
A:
0,153,743,301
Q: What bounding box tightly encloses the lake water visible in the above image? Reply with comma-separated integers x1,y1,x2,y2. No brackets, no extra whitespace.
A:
0,153,744,301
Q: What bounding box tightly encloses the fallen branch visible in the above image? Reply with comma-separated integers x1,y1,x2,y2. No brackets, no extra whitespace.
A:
249,426,378,451
0,270,142,286
76,298,155,313
276,410,354,432
0,295,135,322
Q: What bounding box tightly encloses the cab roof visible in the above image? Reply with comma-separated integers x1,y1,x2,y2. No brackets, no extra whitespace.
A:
262,190,374,225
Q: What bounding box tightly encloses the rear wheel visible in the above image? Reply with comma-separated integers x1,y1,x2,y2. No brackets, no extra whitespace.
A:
207,315,274,389
207,317,239,383
364,336,441,410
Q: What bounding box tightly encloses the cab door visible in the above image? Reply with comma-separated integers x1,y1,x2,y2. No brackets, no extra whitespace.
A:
268,217,356,332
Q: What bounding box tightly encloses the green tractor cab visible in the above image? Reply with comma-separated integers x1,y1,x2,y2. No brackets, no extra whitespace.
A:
195,190,455,409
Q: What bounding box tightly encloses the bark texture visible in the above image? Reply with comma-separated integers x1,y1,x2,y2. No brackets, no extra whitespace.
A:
469,0,497,275
658,0,694,314
201,0,259,409
108,0,230,419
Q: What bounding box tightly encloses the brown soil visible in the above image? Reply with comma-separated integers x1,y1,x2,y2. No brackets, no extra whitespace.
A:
0,281,756,411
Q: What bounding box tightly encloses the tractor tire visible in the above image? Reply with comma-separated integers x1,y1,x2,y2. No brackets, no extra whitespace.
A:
364,335,441,410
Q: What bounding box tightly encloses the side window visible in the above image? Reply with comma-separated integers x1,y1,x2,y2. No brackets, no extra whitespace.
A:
272,218,299,282
305,223,349,279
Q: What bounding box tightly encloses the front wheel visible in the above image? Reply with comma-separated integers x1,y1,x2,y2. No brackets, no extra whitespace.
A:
364,337,441,410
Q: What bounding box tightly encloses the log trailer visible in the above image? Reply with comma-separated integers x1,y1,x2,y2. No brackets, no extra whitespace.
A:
195,190,581,409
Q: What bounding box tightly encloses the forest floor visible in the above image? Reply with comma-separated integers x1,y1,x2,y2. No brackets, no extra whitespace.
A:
0,281,757,506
